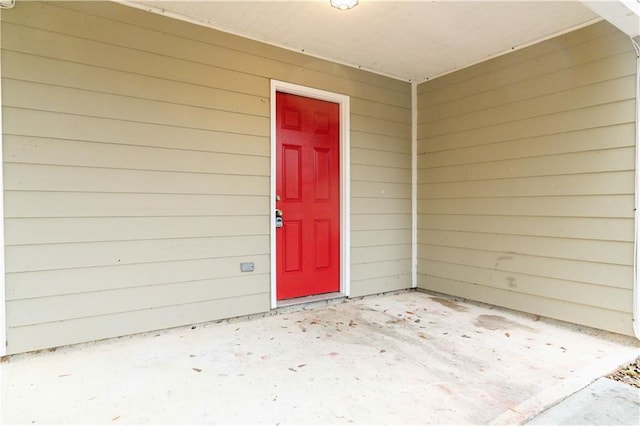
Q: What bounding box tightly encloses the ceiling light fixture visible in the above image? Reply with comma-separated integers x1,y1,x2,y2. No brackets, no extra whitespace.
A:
330,0,359,10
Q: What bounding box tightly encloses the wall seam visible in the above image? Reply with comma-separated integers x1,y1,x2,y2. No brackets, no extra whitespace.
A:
411,82,418,288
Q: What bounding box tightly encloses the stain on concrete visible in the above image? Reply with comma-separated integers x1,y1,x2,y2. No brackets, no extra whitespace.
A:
474,314,535,331
430,297,468,312
436,383,453,396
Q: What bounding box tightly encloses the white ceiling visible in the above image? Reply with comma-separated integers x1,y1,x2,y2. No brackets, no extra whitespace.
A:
125,1,601,82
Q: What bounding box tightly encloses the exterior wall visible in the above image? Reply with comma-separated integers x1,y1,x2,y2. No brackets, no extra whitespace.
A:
417,21,636,335
1,1,411,354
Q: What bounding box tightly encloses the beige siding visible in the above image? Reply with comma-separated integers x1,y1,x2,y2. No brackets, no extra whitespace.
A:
417,21,636,336
2,1,411,354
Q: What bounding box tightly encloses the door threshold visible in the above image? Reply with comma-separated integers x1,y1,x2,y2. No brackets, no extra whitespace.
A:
276,292,346,309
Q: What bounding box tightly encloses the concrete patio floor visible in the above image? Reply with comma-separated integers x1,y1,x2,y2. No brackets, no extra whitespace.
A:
2,290,639,424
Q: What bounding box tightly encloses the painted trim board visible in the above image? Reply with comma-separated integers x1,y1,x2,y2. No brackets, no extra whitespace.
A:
411,82,417,288
0,10,7,357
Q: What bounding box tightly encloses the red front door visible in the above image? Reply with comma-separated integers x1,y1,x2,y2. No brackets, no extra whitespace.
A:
276,92,340,300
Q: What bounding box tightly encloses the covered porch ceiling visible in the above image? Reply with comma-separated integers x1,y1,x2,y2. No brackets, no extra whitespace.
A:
117,0,621,83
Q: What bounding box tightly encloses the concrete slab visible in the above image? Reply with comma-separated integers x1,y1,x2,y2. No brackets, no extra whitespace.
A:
1,291,639,424
527,378,640,425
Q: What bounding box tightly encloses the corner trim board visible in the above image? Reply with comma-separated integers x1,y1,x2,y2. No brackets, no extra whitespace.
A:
411,82,417,288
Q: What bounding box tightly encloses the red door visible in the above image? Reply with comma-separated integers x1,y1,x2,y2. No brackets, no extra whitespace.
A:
276,92,340,300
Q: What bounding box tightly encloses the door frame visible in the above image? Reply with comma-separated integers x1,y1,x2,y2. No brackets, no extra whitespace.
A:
270,80,350,308
0,13,6,356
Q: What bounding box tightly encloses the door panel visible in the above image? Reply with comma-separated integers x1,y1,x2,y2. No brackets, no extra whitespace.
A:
283,145,302,200
314,220,331,269
314,148,331,200
284,221,302,272
276,92,340,300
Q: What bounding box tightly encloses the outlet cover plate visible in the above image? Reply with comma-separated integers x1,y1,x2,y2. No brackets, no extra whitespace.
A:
240,262,255,272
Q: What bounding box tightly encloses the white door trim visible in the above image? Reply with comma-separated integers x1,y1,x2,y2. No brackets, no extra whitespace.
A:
0,11,7,356
631,37,640,340
269,80,351,309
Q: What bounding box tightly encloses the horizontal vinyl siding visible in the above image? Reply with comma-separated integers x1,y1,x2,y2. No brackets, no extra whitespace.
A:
350,131,412,296
417,21,636,336
2,1,411,354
